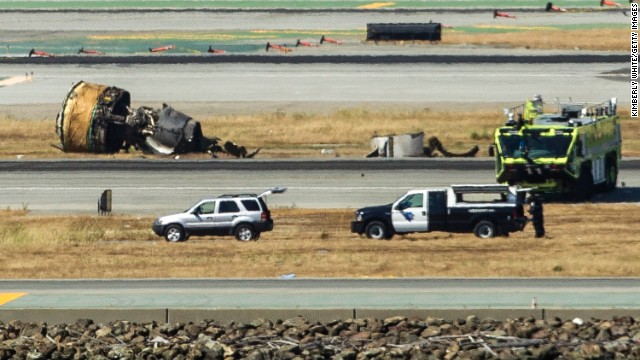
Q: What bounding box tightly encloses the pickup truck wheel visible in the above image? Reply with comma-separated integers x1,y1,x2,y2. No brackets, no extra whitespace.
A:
234,224,256,241
164,224,185,242
473,221,496,239
365,221,389,240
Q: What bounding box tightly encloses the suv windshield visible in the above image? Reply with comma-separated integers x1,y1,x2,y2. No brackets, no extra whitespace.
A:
498,134,572,159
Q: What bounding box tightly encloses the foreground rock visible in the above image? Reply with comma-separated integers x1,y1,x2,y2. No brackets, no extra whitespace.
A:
1,315,639,359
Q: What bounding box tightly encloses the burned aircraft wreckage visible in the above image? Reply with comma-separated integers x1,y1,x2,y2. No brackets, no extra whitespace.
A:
55,81,257,157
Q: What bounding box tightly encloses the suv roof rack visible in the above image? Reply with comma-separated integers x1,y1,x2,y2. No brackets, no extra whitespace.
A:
218,193,258,198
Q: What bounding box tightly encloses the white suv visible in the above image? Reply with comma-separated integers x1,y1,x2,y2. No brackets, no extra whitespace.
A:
152,188,286,242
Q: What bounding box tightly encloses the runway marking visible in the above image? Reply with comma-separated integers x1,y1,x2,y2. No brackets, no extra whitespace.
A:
0,292,26,306
357,2,395,9
0,75,32,87
476,25,557,31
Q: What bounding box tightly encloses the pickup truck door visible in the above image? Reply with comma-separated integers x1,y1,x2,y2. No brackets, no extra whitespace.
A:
427,190,447,231
391,192,429,232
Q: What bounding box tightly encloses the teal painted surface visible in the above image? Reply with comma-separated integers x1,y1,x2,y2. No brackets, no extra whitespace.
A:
1,22,623,57
0,0,617,10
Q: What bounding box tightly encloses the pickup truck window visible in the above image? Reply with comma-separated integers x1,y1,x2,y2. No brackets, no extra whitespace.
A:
455,192,505,203
396,193,423,210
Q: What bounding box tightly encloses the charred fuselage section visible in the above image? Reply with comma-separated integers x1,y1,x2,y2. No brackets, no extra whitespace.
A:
55,81,256,157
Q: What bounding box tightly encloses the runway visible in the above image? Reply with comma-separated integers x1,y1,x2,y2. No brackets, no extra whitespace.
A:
2,278,640,310
1,159,640,214
0,61,627,108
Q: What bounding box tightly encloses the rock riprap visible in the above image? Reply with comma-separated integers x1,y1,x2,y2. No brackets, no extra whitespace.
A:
1,315,640,359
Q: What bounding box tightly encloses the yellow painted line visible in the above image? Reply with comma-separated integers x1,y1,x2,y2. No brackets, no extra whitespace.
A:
0,292,27,306
475,25,557,31
357,2,395,9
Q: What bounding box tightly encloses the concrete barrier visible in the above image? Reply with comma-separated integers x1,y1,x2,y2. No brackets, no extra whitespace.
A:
1,308,639,324
355,308,544,321
543,309,640,321
0,309,166,324
169,309,354,323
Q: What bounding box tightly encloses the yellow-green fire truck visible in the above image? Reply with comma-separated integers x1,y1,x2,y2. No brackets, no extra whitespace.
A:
491,97,620,200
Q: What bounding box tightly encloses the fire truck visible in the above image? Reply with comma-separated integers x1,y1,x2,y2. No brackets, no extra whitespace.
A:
491,97,620,200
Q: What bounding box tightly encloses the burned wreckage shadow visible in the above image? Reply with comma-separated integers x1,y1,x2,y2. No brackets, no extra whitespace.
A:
590,186,640,204
535,187,640,204
54,81,258,158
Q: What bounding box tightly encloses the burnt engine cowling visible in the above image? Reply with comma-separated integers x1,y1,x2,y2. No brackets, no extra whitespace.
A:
55,81,256,157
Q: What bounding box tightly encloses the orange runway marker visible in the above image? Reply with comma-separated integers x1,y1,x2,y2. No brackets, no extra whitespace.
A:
493,10,516,18
600,0,621,6
296,39,319,47
28,49,55,57
0,292,27,306
265,42,292,53
149,45,175,53
545,2,567,12
78,47,105,55
320,35,342,44
207,46,226,54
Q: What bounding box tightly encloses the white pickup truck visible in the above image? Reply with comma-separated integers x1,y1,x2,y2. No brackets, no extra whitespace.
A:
351,184,530,239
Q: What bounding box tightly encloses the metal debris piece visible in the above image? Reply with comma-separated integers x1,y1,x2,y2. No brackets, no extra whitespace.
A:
55,81,258,158
368,132,478,158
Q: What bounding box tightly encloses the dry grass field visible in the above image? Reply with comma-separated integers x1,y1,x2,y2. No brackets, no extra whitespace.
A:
0,107,634,159
0,205,639,279
443,28,627,52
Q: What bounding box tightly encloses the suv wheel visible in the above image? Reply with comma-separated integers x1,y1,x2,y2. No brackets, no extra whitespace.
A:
165,224,185,242
474,221,496,239
235,224,256,241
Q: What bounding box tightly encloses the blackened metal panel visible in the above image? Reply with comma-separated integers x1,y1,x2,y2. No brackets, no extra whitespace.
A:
366,23,442,41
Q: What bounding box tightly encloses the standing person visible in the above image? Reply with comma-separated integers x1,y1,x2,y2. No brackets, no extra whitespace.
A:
523,94,543,124
528,193,545,238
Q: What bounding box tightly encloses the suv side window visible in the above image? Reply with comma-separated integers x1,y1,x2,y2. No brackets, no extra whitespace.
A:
218,200,240,213
241,199,261,211
198,201,216,214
